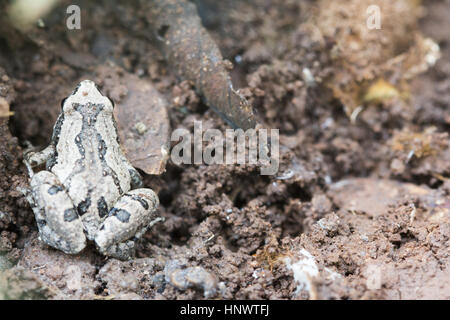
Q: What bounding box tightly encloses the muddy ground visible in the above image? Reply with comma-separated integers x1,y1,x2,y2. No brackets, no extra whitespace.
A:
0,0,449,300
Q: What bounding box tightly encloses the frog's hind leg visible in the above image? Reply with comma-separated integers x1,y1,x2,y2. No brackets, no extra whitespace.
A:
94,189,162,260
29,171,86,254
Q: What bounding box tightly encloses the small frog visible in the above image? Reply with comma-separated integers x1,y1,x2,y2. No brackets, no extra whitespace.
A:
23,80,163,260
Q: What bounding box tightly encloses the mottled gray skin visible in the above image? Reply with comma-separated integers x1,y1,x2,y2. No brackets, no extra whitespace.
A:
24,80,163,260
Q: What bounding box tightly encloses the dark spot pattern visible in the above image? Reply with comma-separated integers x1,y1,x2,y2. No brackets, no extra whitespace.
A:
47,185,63,195
97,197,108,218
77,198,91,216
47,156,57,171
74,133,85,159
37,219,46,227
96,132,123,193
52,100,130,222
136,196,149,210
110,208,131,223
124,194,149,210
64,208,78,222
60,103,124,202
47,113,64,171
97,134,107,160
68,102,124,194
129,169,143,189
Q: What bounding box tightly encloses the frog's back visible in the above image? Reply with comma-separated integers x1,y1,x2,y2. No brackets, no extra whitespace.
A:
50,99,131,238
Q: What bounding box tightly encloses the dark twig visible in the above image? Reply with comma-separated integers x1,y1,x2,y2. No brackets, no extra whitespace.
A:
146,0,258,130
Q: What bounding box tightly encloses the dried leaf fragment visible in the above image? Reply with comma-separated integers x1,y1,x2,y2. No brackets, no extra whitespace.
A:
96,65,171,175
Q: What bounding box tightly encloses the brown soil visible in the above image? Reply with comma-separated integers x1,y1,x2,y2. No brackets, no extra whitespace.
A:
0,0,449,300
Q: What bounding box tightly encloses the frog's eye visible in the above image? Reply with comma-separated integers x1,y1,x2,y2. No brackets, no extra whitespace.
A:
60,97,68,110
107,96,115,109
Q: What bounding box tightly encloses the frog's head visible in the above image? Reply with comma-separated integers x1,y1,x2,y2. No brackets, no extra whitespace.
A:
61,80,115,113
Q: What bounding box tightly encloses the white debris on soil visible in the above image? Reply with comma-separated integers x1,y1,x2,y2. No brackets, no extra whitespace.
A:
284,249,341,297
64,265,82,291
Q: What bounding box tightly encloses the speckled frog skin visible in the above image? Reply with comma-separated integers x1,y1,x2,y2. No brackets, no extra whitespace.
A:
23,80,163,260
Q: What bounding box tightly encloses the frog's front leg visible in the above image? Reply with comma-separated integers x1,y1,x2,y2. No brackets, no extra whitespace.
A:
23,144,55,177
29,171,87,254
94,189,162,260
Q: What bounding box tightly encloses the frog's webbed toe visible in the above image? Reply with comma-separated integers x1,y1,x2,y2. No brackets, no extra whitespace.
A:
94,188,162,260
29,171,86,254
